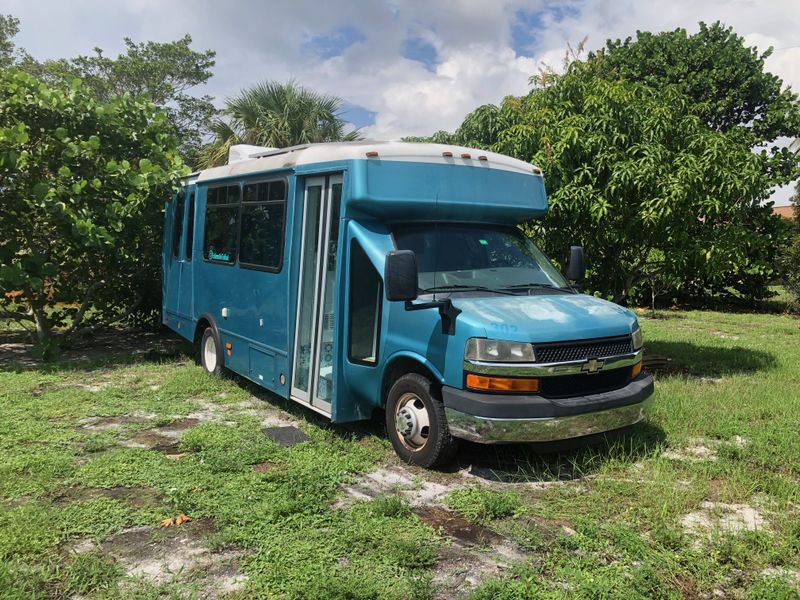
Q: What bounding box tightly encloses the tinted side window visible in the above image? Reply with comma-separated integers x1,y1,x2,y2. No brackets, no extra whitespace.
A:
171,190,185,258
203,185,240,264
185,192,195,261
239,180,287,270
348,240,382,365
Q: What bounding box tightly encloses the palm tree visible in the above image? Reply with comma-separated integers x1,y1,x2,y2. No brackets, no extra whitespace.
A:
197,80,360,168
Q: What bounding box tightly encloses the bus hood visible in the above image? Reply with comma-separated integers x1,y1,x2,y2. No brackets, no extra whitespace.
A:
454,293,638,343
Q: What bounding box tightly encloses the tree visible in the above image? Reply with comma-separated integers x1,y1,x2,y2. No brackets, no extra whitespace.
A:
422,23,798,305
589,22,800,187
0,14,23,67
0,69,185,346
780,181,800,307
493,63,786,303
198,80,359,168
22,35,217,164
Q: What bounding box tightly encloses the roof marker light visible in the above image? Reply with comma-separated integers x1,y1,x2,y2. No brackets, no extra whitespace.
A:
442,151,453,158
461,153,471,159
365,151,379,158
532,166,542,175
478,155,488,161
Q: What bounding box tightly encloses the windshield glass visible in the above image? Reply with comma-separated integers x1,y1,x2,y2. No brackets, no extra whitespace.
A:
393,224,570,294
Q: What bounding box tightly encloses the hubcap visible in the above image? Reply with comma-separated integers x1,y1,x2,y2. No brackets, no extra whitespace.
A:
203,335,217,372
394,392,431,450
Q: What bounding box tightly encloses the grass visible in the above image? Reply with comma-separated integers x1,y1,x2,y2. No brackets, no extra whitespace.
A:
0,308,799,598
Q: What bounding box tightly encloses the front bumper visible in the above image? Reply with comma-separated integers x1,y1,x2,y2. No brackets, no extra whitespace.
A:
442,374,654,443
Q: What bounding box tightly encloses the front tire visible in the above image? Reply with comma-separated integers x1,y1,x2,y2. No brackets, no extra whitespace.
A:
199,327,224,376
385,373,457,468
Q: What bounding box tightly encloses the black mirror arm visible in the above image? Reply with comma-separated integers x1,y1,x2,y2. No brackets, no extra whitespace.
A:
404,298,462,335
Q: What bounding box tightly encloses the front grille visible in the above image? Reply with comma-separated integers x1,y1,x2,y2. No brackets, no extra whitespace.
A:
540,367,631,398
534,335,632,364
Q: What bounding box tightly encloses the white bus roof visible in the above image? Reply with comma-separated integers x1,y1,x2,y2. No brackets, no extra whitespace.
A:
192,141,540,183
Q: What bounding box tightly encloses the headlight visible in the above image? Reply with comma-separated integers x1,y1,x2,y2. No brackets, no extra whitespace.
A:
631,326,643,351
465,338,535,363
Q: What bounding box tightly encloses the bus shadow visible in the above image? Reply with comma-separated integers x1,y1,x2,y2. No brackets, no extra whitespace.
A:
445,422,666,483
0,329,193,373
643,340,775,378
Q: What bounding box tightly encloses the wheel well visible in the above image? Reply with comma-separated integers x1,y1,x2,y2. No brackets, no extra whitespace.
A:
381,357,441,408
194,317,212,345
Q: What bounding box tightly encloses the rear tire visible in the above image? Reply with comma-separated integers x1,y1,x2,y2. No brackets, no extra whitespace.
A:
199,327,224,377
385,373,457,468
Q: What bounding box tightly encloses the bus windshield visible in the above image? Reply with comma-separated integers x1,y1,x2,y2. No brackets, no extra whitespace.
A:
393,224,571,294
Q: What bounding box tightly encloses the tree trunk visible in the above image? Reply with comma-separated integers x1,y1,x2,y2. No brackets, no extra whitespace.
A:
29,300,51,343
651,286,657,319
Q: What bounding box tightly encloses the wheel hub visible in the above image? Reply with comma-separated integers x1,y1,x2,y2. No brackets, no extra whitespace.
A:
395,406,417,438
394,393,431,450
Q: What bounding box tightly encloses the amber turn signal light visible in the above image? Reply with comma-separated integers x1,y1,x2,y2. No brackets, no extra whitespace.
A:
631,361,642,378
466,373,540,393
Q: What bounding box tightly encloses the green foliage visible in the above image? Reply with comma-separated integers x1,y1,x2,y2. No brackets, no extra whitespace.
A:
0,14,21,68
494,65,787,302
427,23,798,305
2,310,800,597
199,80,360,168
445,486,523,523
20,35,217,164
0,69,186,340
590,22,800,186
61,551,122,597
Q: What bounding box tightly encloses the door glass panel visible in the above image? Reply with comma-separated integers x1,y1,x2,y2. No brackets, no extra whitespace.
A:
315,182,342,402
293,185,323,395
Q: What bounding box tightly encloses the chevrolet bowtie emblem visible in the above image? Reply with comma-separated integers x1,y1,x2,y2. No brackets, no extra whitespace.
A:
581,358,604,374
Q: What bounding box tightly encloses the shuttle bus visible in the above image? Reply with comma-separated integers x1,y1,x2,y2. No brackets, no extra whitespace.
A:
162,142,653,467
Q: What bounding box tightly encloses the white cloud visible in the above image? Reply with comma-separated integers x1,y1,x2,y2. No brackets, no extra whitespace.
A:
6,0,799,202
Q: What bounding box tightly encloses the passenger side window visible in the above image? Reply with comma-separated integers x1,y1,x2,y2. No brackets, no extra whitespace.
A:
185,192,195,261
348,240,382,365
171,190,185,259
203,185,240,264
239,179,287,270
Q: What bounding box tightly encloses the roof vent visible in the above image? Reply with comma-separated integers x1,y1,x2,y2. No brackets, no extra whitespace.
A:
228,144,278,164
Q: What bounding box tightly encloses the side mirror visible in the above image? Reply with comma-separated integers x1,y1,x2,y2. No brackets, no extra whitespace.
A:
565,245,585,282
385,250,418,302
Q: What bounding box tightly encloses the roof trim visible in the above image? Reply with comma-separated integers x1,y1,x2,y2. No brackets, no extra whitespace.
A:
194,141,540,183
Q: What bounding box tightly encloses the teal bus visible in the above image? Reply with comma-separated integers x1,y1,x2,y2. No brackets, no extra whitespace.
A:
163,142,653,467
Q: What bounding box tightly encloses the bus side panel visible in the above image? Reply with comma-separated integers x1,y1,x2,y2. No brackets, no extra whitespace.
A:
192,178,295,399
161,197,172,328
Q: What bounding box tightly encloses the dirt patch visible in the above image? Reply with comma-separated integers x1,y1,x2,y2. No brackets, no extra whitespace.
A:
75,381,111,392
681,501,769,541
414,506,526,599
339,465,527,598
415,505,504,547
73,518,248,593
53,486,163,508
336,466,460,509
78,415,153,432
761,567,800,584
431,543,515,599
118,417,202,454
662,436,748,463
121,430,180,454
159,417,200,433
182,399,241,426
251,462,279,474
191,554,248,597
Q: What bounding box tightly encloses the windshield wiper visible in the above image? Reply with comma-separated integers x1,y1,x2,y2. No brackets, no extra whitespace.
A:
501,283,576,293
420,284,515,296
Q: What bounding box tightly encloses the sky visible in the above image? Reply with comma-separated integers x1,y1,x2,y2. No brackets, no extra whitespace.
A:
6,0,799,203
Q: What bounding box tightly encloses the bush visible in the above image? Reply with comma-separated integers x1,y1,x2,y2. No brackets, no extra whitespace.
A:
780,234,800,308
0,69,185,342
